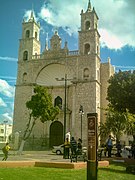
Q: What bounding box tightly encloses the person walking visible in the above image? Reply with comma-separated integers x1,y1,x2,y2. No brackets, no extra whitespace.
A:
64,137,70,159
70,137,77,156
77,138,82,155
116,141,122,157
106,135,113,157
2,142,11,161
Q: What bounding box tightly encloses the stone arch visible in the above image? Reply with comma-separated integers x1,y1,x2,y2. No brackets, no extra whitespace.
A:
23,51,28,60
84,43,90,54
49,121,63,147
36,63,73,86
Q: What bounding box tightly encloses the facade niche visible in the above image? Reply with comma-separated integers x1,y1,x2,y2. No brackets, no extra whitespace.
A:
54,96,62,109
83,68,89,80
84,43,90,54
85,21,90,30
23,72,27,82
23,51,28,60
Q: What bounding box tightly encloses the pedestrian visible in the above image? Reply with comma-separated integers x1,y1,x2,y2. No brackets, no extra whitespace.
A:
77,138,82,155
70,137,77,156
106,135,113,157
2,142,11,161
104,144,107,157
131,143,135,159
64,137,70,159
116,141,122,157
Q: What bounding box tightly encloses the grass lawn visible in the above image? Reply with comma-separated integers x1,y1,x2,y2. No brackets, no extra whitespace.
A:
0,164,134,180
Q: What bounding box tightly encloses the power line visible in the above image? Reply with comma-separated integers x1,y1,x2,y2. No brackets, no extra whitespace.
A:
113,65,135,71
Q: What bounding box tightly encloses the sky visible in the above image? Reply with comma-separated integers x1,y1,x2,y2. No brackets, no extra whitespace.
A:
0,0,135,124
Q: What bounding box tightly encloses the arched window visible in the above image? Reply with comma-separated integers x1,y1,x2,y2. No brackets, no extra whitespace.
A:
83,68,89,80
23,72,27,82
35,32,37,39
54,96,62,109
97,46,99,54
95,23,97,29
23,51,28,60
25,30,30,38
84,43,90,54
85,21,90,30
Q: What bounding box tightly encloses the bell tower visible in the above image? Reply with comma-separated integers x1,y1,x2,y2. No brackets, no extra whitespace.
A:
79,0,100,57
18,11,40,62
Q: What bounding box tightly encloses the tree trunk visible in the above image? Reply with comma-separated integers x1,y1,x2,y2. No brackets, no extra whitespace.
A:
18,139,26,155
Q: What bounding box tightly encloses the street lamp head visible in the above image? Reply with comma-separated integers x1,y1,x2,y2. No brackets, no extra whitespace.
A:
55,78,59,81
55,77,65,81
3,120,8,123
79,105,84,114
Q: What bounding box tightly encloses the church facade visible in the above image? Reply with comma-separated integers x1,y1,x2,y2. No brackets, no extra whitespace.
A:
13,1,114,148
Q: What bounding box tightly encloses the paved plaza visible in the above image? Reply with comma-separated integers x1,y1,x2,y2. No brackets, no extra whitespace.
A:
0,150,70,162
0,150,110,168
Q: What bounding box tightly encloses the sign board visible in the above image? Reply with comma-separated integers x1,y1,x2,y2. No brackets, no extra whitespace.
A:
87,113,98,180
87,116,97,161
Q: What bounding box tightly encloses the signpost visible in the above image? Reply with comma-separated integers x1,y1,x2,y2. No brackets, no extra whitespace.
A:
87,113,98,180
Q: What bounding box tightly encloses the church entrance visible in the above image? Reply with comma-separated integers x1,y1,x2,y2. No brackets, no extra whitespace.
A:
49,121,63,147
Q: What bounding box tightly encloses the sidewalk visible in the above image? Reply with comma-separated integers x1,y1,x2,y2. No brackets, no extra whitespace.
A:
0,150,70,162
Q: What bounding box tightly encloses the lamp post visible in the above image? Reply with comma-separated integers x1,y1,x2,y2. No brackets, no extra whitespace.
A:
3,120,8,142
79,105,84,140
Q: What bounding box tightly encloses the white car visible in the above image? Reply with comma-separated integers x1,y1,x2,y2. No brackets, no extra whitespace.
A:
52,144,64,155
52,144,87,155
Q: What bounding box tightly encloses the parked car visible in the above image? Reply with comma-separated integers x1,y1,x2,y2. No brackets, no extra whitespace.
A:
52,144,64,155
52,144,87,155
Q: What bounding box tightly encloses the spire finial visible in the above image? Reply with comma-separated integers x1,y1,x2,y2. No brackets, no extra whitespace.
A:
87,0,92,12
29,4,35,22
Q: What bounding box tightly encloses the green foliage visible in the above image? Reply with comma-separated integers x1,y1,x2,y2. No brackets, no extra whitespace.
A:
99,108,127,142
26,85,59,123
125,112,135,141
107,70,135,114
22,85,59,140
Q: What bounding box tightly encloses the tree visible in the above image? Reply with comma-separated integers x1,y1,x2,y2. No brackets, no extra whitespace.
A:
99,108,127,143
107,70,135,114
18,85,59,154
125,112,135,142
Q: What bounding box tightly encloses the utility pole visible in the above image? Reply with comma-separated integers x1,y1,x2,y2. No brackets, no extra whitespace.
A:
56,74,74,158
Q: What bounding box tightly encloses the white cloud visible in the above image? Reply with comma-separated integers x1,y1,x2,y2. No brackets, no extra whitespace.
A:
38,0,85,35
0,56,18,62
0,75,16,80
93,0,135,49
99,29,124,49
2,113,13,123
23,10,39,22
37,0,135,49
0,98,7,107
0,79,15,98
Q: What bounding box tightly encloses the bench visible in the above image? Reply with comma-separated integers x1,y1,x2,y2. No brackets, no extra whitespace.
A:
98,149,103,161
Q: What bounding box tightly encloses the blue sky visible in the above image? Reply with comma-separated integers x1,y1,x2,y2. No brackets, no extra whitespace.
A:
0,0,135,124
